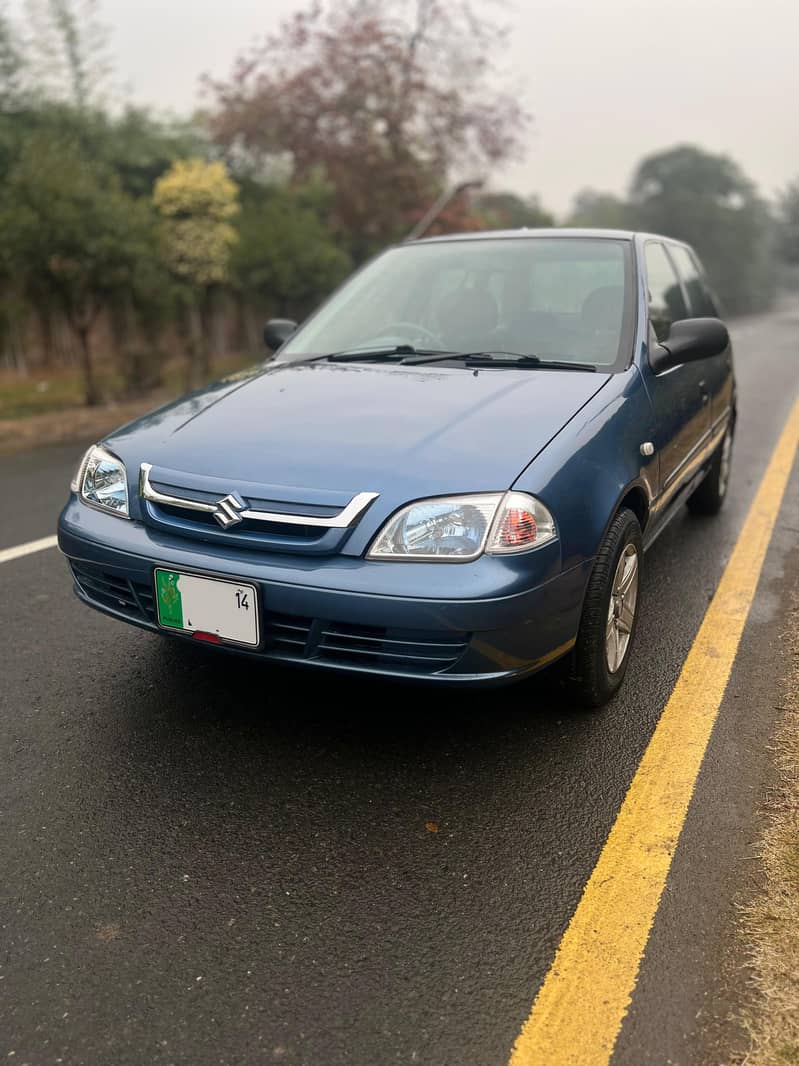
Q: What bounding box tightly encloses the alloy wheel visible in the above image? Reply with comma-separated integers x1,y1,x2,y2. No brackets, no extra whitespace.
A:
606,543,639,674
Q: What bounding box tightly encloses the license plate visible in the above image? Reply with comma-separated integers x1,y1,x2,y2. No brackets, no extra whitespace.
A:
154,569,260,647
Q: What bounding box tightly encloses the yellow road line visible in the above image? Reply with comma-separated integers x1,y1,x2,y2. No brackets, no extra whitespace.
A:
0,534,58,565
509,396,799,1066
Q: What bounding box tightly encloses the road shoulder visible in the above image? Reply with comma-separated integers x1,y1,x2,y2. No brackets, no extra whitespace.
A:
722,581,799,1064
612,458,799,1065
0,395,168,456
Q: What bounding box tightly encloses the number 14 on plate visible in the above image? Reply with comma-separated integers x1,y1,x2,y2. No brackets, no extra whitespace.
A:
154,569,260,647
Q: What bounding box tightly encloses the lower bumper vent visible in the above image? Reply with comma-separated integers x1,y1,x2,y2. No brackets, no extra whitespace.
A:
69,561,469,675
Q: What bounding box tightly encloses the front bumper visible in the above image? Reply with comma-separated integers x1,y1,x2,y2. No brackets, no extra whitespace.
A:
58,499,592,686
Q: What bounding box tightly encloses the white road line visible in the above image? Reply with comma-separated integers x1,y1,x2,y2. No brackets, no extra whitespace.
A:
0,535,59,565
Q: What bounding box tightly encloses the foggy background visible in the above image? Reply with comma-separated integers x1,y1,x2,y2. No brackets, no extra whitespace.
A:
1,0,797,439
100,0,799,213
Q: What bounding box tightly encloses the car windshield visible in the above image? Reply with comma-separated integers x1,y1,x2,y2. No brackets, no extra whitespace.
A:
278,236,634,370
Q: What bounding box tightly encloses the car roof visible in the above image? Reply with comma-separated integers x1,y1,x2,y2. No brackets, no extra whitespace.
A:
407,227,684,245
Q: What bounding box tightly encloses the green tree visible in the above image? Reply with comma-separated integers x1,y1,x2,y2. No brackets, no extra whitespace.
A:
0,101,201,374
629,145,775,314
475,192,554,230
95,108,207,198
567,189,633,229
2,132,155,403
0,101,205,196
154,158,240,384
0,5,27,369
232,179,351,333
777,180,799,265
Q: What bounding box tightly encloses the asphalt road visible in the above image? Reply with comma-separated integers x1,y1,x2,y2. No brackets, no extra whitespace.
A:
2,305,799,1066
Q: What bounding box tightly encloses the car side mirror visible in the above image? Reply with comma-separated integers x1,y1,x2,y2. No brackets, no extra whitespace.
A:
649,317,729,373
263,318,297,352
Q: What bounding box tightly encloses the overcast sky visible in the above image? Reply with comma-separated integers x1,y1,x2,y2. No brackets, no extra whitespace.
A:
82,0,799,214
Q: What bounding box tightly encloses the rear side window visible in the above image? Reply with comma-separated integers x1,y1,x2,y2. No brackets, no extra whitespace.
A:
645,242,688,342
668,244,718,317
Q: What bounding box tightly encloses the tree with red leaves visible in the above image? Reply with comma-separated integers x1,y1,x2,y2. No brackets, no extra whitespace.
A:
206,0,528,259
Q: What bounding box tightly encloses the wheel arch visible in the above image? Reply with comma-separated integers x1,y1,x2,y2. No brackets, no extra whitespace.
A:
568,479,650,637
616,483,649,533
586,480,650,567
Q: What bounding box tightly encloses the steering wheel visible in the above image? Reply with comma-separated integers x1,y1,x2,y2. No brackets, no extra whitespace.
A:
380,322,442,348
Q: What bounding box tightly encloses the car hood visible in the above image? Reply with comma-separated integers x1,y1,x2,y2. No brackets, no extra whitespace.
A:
107,360,610,499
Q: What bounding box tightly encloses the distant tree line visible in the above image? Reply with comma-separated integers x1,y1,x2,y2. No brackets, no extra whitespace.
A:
567,145,781,316
0,0,792,406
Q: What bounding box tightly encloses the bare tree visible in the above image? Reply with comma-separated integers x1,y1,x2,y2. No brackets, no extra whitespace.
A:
23,0,112,108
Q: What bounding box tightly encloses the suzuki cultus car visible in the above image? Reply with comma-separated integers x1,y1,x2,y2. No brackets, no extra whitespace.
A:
59,230,735,706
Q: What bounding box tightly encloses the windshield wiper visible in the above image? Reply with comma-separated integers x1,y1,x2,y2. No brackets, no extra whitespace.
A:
327,344,455,363
401,350,597,372
465,354,597,372
323,346,596,371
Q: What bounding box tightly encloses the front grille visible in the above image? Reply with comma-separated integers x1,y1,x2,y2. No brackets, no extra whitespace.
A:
71,562,156,624
71,562,469,676
140,469,370,555
265,612,469,674
152,503,327,544
149,478,341,520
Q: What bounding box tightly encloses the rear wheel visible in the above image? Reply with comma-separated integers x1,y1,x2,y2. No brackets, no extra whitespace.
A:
568,508,643,708
687,424,733,516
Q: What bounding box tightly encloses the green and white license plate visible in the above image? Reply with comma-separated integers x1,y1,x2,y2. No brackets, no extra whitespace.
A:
154,569,260,647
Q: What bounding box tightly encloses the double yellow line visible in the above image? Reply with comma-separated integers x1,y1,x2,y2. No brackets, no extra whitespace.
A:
509,396,799,1066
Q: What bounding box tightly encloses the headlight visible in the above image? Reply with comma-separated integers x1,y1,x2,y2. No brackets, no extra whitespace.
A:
367,491,556,561
71,444,129,518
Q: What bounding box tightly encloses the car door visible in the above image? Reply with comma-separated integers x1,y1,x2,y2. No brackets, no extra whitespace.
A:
642,240,712,499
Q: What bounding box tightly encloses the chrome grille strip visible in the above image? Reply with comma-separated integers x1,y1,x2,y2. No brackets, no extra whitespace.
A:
139,463,379,529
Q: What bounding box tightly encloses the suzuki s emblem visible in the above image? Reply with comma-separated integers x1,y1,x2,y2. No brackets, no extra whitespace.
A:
214,492,247,528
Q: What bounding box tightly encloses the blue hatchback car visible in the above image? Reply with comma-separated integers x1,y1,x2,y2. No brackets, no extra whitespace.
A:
59,229,735,705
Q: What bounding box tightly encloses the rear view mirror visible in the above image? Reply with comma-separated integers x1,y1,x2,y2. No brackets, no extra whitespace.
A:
650,317,729,373
263,318,297,352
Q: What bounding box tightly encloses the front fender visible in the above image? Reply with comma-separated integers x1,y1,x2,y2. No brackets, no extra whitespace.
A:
513,366,656,569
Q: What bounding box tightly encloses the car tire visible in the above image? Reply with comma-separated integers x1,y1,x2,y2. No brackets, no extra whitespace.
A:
568,507,643,709
686,424,734,517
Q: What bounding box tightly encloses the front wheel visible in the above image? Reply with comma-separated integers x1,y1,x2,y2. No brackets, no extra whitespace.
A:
686,424,733,516
567,508,643,708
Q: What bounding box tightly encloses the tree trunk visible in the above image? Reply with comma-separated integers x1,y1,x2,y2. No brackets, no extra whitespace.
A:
244,300,263,355
37,306,55,368
210,289,227,363
197,290,214,379
181,303,207,390
76,325,100,406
